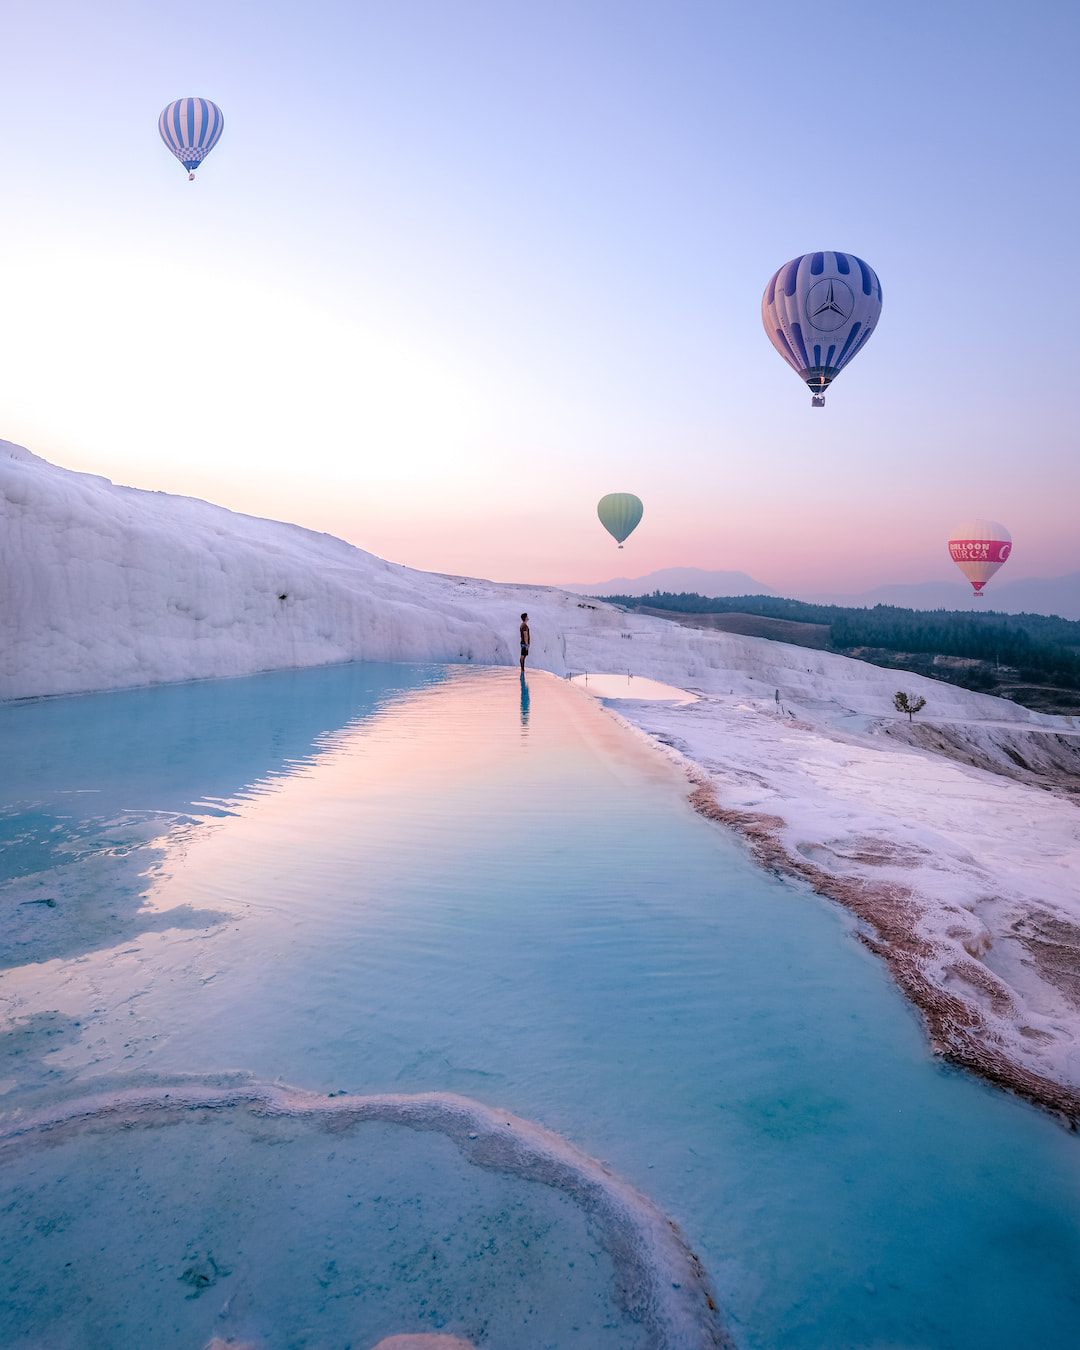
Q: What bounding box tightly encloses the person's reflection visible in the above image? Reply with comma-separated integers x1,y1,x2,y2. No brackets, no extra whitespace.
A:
519,671,531,733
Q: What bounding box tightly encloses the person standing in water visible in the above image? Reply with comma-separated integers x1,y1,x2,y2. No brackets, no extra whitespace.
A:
519,613,530,670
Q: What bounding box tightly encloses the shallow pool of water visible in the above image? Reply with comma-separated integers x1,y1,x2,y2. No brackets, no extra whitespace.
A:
2,663,1079,1348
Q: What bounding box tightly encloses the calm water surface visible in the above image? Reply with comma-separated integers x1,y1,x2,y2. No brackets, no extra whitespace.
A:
1,663,1078,1349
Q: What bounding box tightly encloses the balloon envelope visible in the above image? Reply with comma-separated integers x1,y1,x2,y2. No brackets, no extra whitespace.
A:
948,519,1012,594
597,493,643,547
761,252,882,405
159,98,224,178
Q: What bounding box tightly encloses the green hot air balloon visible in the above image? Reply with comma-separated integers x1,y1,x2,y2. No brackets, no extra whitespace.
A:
597,493,643,548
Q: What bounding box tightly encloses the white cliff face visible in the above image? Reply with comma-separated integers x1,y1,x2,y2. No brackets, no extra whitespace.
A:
5,438,1080,1115
0,441,516,698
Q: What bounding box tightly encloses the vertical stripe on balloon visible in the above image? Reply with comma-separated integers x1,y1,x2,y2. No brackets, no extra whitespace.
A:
766,269,780,308
838,325,872,368
789,321,810,369
773,328,799,370
158,98,225,174
834,321,862,367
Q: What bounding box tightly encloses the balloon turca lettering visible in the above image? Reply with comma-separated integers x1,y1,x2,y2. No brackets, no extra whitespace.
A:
947,521,1013,594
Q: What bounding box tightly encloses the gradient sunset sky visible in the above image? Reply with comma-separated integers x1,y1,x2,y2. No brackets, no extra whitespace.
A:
1,0,1076,591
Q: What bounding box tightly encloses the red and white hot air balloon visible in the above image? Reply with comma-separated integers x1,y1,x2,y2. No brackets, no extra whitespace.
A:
948,519,1012,596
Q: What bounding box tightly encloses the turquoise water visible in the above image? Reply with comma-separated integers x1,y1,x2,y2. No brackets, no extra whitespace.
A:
1,663,1079,1348
2,1109,647,1350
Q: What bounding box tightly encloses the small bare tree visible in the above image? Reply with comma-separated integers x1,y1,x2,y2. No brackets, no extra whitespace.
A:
894,691,926,722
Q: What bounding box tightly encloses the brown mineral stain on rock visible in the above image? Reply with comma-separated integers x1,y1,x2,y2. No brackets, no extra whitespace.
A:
687,776,1080,1128
1012,910,1080,1010
881,719,1080,799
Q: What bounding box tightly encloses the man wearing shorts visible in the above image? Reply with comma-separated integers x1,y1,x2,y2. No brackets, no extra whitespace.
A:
519,613,530,670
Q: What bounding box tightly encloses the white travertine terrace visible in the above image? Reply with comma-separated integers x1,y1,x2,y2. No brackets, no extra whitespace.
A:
4,438,1080,1119
0,1081,733,1350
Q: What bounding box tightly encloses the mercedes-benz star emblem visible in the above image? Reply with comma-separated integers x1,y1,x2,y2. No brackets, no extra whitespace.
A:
813,282,846,319
805,277,854,332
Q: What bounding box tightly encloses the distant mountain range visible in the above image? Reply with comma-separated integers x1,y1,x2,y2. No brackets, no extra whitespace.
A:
560,567,776,598
803,575,1080,619
563,566,1080,621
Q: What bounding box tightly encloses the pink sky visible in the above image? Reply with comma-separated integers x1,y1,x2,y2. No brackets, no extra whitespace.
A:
2,1,1077,596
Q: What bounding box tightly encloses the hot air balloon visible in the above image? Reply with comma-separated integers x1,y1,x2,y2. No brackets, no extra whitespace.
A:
761,252,882,406
597,493,643,548
948,520,1012,596
159,98,224,180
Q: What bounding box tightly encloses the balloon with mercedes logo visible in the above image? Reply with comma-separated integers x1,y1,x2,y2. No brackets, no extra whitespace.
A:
762,252,882,406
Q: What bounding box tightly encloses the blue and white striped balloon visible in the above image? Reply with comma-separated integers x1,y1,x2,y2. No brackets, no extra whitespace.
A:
158,98,224,180
761,252,882,406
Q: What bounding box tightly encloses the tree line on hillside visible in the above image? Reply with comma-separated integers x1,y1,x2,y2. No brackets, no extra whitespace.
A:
595,591,1080,688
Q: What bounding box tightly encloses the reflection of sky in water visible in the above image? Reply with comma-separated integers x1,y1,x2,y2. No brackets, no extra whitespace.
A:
2,664,1080,1349
0,662,447,968
0,660,450,833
